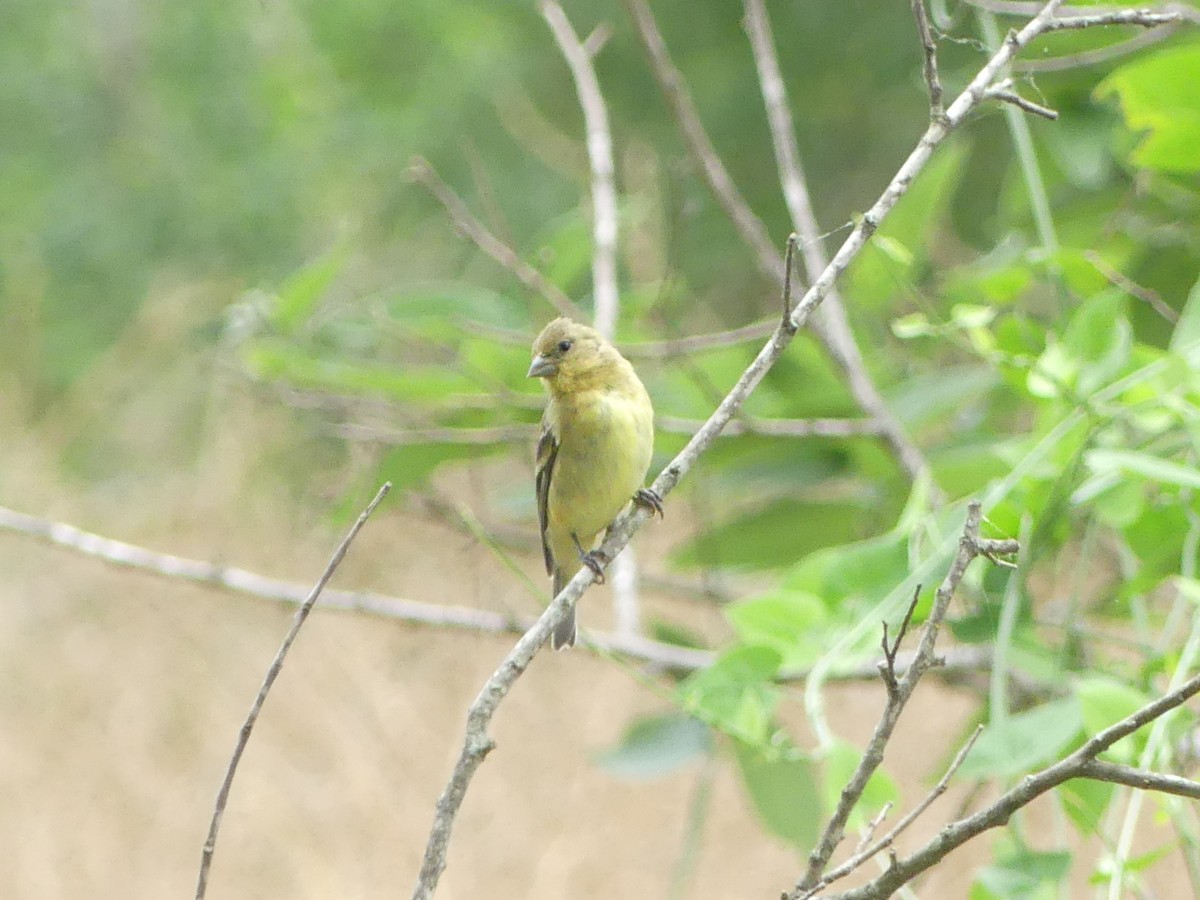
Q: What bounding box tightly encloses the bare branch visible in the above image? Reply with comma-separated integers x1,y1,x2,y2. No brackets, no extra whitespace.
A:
910,0,946,117
1085,249,1179,323
795,502,996,894
1041,7,1197,29
331,421,537,446
739,0,933,486
657,415,883,439
195,482,391,900
985,81,1060,119
825,670,1200,899
962,0,1199,22
1016,25,1181,72
800,725,985,897
408,156,588,321
540,1,619,338
1077,759,1200,801
459,314,779,359
541,2,645,637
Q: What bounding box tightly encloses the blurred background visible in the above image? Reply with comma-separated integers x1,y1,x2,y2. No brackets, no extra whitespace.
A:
3,0,1200,897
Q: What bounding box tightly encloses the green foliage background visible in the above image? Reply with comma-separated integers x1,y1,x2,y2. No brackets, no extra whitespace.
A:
3,0,1200,896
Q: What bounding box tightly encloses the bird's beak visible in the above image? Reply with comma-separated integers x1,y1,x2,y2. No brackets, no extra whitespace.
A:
527,354,558,379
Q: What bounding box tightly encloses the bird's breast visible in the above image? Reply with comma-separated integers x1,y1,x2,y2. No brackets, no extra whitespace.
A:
548,389,653,540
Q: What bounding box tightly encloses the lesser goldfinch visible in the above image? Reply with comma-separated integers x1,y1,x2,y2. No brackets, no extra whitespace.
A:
528,318,662,649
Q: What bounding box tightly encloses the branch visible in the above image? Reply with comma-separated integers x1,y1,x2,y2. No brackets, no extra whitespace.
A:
195,482,391,900
540,1,619,338
630,0,932,486
962,0,1199,22
331,421,537,445
985,80,1060,120
1077,759,1200,801
909,0,945,117
1040,7,1197,29
825,669,1200,899
460,314,779,359
408,156,588,321
793,501,998,894
799,725,986,898
657,415,882,439
1016,25,1182,72
0,502,711,674
1084,249,1178,323
541,1,644,638
739,0,933,486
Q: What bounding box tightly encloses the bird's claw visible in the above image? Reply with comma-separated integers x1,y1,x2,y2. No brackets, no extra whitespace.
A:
634,488,664,518
580,550,608,584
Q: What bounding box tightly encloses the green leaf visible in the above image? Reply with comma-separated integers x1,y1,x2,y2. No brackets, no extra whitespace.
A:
733,741,821,850
957,698,1083,780
677,646,782,746
671,499,868,571
974,849,1072,900
952,304,997,329
1097,45,1200,173
595,714,712,781
1058,778,1114,834
1063,290,1131,394
1169,276,1200,356
1085,448,1200,491
271,243,348,334
725,590,828,669
892,312,933,339
1076,676,1151,763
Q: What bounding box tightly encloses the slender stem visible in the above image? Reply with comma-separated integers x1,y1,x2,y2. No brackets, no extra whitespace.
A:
195,483,391,900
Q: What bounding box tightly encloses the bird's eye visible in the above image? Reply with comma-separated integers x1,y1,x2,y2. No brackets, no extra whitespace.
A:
557,339,573,353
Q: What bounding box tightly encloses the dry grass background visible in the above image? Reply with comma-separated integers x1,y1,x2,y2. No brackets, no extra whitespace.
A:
0,292,1187,898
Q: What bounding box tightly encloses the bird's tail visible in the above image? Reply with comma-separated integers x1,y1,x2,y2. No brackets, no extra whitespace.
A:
550,569,576,650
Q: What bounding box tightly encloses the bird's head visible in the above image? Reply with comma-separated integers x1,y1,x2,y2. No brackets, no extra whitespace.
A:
527,318,622,394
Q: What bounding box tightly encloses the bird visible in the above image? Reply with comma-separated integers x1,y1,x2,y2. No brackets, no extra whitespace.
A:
527,318,662,649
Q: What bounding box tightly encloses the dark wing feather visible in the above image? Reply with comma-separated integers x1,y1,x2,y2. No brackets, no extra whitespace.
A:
534,420,559,576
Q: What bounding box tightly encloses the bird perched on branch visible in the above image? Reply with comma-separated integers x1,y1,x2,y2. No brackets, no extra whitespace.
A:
527,318,662,649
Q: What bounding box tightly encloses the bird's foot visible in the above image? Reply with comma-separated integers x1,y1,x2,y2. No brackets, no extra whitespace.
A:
572,533,609,584
634,487,664,518
580,549,608,584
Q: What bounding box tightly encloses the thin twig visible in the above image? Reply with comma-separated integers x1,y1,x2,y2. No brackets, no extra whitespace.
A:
1078,759,1200,800
658,415,883,439
795,502,994,894
962,0,1199,22
460,314,778,359
910,0,946,117
541,1,619,339
195,482,391,900
331,422,537,445
409,156,588,321
825,671,1200,899
801,725,985,898
541,0,644,638
985,82,1060,119
1084,249,1178,323
1041,8,1195,29
1016,25,1181,72
739,0,933,486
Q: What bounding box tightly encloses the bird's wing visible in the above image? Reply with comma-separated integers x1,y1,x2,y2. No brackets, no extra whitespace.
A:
535,417,559,576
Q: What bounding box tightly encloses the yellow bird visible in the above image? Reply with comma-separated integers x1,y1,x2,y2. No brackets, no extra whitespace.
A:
527,318,661,649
